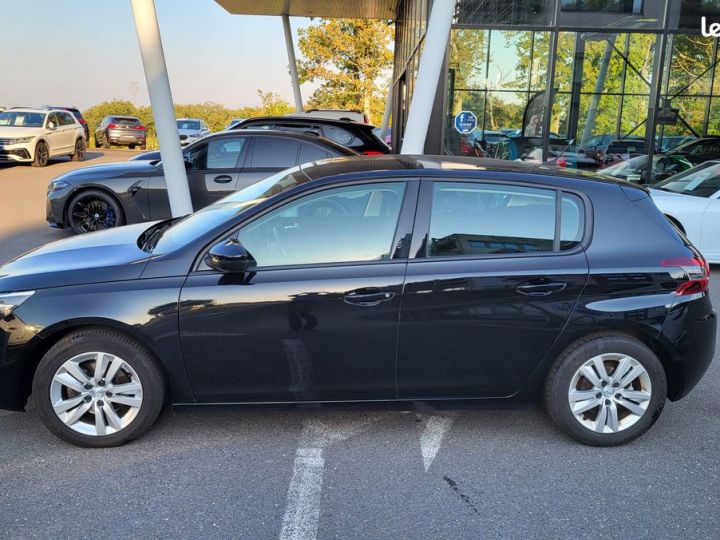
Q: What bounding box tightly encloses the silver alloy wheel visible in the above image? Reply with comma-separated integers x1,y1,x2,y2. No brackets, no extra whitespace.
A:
568,353,652,434
49,352,143,437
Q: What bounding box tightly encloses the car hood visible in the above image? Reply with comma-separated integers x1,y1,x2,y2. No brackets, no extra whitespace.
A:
648,188,691,200
53,160,158,184
0,125,43,138
0,223,156,292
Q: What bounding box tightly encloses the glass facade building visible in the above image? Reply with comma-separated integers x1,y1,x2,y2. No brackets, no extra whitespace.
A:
392,0,720,175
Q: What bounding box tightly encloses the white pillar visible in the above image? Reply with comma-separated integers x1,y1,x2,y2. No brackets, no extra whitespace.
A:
283,14,304,113
400,0,456,155
379,82,393,140
130,0,193,216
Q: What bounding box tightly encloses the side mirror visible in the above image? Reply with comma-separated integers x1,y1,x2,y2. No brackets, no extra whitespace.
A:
205,239,256,273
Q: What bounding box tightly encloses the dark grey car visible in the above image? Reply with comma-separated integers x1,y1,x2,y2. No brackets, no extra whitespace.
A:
47,130,357,234
95,116,147,150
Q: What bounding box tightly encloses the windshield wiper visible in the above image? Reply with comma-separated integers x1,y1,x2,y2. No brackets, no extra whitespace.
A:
139,218,182,252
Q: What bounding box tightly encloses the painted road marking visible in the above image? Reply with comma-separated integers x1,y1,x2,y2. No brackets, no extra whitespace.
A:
280,414,390,540
418,413,456,472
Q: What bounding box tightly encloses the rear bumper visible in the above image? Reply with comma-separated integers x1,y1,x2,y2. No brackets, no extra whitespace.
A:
107,130,146,146
661,296,716,400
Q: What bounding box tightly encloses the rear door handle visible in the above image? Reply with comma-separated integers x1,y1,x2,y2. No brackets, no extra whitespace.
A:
343,288,395,307
213,175,233,184
516,279,567,297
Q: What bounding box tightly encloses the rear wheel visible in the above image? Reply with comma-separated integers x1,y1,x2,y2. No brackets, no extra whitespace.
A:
32,141,49,167
33,328,166,447
71,138,86,161
67,189,124,234
544,334,666,446
102,133,110,149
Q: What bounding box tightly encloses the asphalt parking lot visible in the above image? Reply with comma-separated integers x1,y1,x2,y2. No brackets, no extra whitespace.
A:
0,156,718,539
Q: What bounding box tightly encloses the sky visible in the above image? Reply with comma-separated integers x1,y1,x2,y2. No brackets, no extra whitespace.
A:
0,0,315,110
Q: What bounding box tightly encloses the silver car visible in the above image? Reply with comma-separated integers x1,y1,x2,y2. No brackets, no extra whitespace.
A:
177,118,210,146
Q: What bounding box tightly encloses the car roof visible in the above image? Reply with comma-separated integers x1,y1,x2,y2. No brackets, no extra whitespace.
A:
236,116,376,129
4,107,51,113
177,118,202,121
198,129,358,154
298,155,645,190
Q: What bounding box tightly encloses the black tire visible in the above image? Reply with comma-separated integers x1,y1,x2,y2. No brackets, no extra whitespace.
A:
67,189,125,234
32,140,49,167
32,328,166,448
129,144,136,150
71,138,86,161
544,333,667,446
94,135,100,148
102,134,110,149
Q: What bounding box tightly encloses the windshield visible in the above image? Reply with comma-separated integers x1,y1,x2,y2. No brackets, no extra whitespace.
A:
151,167,308,253
178,120,201,130
0,111,46,127
601,155,649,176
654,162,720,198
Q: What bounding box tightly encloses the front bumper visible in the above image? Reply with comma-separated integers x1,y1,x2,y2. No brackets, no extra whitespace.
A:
46,187,71,228
0,313,40,411
0,143,33,162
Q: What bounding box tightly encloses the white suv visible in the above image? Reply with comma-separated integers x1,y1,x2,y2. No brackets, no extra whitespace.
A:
0,107,86,167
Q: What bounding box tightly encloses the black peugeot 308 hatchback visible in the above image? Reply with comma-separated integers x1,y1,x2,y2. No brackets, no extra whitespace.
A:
0,156,715,447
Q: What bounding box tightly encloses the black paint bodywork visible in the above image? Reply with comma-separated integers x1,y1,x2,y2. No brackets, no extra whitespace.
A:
4,156,716,411
46,131,356,231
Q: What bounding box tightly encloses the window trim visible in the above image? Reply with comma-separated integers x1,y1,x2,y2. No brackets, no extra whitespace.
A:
409,178,592,262
191,177,421,273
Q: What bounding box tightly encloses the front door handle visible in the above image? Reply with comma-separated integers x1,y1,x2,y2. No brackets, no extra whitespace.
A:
343,288,395,307
213,175,233,184
516,279,567,297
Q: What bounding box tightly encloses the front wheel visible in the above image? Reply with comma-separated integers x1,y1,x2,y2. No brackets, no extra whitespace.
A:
544,334,666,446
71,138,86,161
67,189,125,234
33,328,166,447
32,141,49,167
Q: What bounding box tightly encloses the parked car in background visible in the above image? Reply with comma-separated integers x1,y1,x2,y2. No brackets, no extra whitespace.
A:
231,116,389,155
226,118,245,129
5,156,716,447
177,118,210,146
47,130,357,234
600,154,692,184
650,161,720,263
667,137,720,165
45,105,89,142
287,109,369,124
0,107,85,167
94,116,146,150
658,135,696,153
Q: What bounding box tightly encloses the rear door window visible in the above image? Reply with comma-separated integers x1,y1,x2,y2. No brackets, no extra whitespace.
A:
248,137,300,168
427,182,584,257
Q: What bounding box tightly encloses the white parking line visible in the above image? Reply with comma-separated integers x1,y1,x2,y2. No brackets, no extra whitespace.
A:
280,448,325,540
280,414,390,540
418,413,456,472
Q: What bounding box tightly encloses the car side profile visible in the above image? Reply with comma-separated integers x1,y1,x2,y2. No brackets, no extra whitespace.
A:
0,108,86,167
3,156,716,447
47,130,357,234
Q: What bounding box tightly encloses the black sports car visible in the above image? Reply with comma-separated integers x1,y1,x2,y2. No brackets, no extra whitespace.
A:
47,130,357,234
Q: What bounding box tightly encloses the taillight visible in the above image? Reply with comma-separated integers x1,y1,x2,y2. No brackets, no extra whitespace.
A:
79,119,87,125
661,256,710,295
363,151,384,155
134,125,145,130
556,157,568,167
107,123,117,129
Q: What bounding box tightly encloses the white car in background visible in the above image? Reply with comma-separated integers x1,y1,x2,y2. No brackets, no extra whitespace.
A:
177,118,210,146
0,107,85,167
649,160,720,263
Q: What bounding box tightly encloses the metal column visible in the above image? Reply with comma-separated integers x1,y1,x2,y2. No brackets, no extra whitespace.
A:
130,0,192,216
283,14,304,113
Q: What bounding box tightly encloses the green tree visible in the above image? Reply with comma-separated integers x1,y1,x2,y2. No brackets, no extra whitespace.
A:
297,19,394,124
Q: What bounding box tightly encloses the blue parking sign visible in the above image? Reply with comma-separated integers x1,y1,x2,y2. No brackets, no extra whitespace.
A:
454,111,477,134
